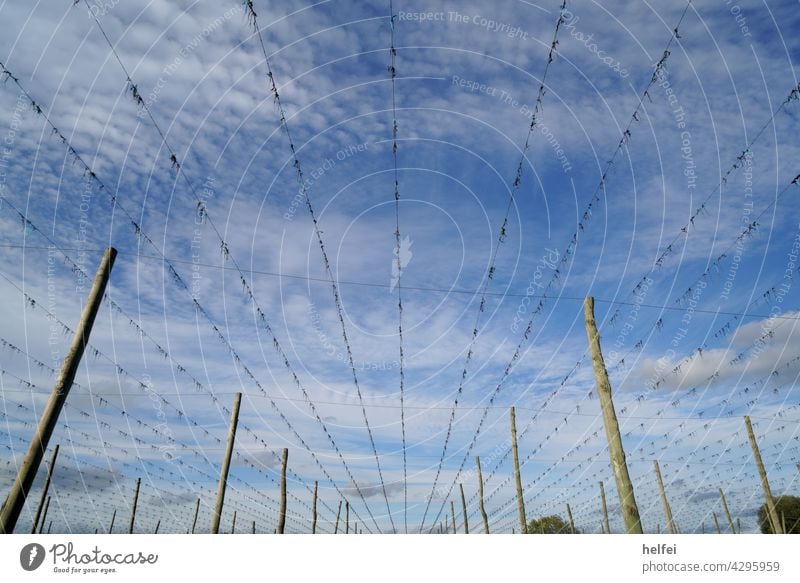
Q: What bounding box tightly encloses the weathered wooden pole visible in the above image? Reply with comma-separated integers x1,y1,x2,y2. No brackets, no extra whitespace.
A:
252,520,256,534
653,461,675,534
476,456,489,534
583,297,642,533
46,521,52,534
334,500,342,533
459,483,469,534
231,511,237,534
277,447,288,534
566,503,576,534
30,444,59,534
712,512,721,534
128,478,141,534
190,497,200,534
211,392,242,534
312,480,318,534
345,500,349,534
744,416,782,533
510,407,527,534
719,488,735,533
450,501,456,534
154,520,160,534
38,496,51,534
599,480,611,534
0,248,116,534
108,509,116,534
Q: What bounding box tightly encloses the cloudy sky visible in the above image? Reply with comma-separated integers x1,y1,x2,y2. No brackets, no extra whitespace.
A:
1,0,799,534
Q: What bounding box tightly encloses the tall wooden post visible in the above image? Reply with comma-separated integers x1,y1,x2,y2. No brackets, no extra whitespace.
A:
0,248,116,533
476,456,489,534
450,501,456,534
744,416,782,533
211,393,242,534
108,509,116,534
566,503,576,533
38,496,51,534
345,500,349,534
128,478,141,534
719,488,735,533
459,483,469,534
584,297,642,533
30,444,59,534
510,407,527,534
712,512,721,534
191,497,200,534
312,481,318,534
599,480,611,534
334,501,342,533
277,448,288,534
653,461,675,534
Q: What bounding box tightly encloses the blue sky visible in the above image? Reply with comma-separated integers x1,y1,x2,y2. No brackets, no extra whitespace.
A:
1,0,799,534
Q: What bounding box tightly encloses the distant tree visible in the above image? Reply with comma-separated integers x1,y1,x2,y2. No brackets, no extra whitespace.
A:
526,515,578,534
758,496,800,534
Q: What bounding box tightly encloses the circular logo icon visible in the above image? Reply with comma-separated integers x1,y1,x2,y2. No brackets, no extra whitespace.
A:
19,543,46,571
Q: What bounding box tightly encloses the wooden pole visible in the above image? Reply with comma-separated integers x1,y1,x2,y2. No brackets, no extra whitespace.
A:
334,501,342,533
476,456,489,534
583,297,642,533
128,478,141,534
231,511,237,534
154,520,160,534
252,520,256,534
510,407,527,534
566,503,576,534
108,509,116,534
47,521,52,534
30,444,59,534
712,512,721,534
345,500,349,534
190,497,200,534
312,480,318,534
38,496,51,534
278,447,288,534
459,483,469,534
445,515,450,535
450,501,456,534
719,488,735,534
211,392,242,534
744,416,782,533
599,480,611,535
653,460,675,534
0,248,116,533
